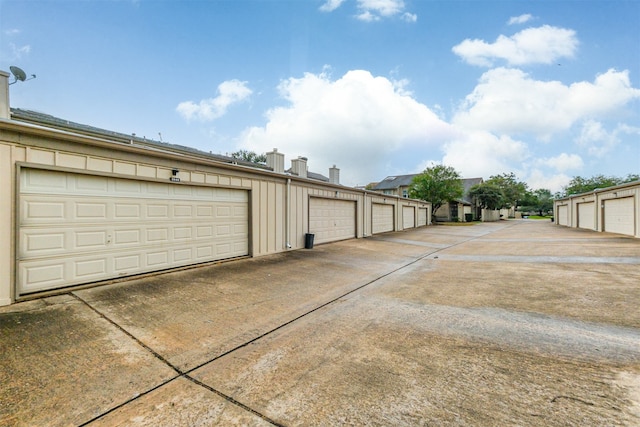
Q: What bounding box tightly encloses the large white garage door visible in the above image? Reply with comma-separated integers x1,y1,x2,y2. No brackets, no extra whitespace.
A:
372,203,394,234
557,205,569,226
417,208,428,227
18,168,249,295
604,197,635,236
309,198,356,244
402,206,415,229
577,202,595,230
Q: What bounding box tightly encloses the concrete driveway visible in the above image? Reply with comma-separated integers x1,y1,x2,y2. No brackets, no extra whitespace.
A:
1,220,639,426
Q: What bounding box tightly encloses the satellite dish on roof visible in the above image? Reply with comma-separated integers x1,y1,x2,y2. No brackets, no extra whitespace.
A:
9,66,36,85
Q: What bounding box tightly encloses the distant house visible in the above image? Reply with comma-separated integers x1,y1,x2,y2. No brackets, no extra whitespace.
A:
371,174,416,198
372,175,484,222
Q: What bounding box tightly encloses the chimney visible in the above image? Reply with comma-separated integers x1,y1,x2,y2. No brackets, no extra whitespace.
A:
0,70,9,120
266,148,285,174
291,156,308,178
329,165,340,185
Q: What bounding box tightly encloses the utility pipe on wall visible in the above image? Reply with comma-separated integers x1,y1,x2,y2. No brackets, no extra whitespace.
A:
286,178,291,248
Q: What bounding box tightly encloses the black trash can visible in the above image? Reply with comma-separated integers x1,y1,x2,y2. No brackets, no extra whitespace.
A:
465,213,473,222
304,233,315,249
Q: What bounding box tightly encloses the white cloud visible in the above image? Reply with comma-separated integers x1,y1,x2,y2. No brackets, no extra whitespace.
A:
452,25,578,66
441,131,529,178
402,12,417,23
575,120,616,157
176,80,252,122
526,169,571,193
239,70,453,185
536,153,583,172
508,14,533,25
4,28,21,36
6,43,31,61
319,0,346,12
574,120,640,157
358,0,405,17
356,10,380,22
453,68,640,137
320,0,416,22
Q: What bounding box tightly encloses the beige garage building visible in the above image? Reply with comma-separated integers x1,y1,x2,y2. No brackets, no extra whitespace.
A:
554,180,640,238
0,71,430,305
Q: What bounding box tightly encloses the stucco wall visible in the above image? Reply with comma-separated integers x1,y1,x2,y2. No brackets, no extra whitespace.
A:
481,209,501,222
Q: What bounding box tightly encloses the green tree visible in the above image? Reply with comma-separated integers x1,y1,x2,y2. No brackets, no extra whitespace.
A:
231,149,266,164
486,172,528,210
563,174,640,196
408,165,464,222
626,173,640,182
520,188,554,216
533,189,554,215
468,183,504,210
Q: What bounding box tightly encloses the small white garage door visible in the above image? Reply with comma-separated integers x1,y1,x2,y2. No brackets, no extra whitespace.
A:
577,202,595,230
402,206,415,229
309,198,356,244
372,203,394,234
557,205,569,226
417,207,428,227
604,197,635,236
18,168,249,295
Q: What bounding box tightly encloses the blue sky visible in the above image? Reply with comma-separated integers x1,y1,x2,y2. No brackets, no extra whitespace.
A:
1,0,638,191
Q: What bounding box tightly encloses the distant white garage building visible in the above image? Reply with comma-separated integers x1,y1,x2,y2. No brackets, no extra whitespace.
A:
554,180,640,238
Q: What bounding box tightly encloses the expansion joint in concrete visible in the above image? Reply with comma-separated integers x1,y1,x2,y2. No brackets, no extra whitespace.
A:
184,376,285,426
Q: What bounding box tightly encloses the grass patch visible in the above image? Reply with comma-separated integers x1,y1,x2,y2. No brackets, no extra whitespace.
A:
435,222,477,226
525,215,553,220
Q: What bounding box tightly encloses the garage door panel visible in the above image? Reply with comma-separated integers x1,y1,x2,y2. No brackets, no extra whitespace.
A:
77,230,108,248
197,205,214,217
21,167,68,191
75,174,108,192
577,202,595,230
196,246,213,259
147,204,169,218
114,179,142,195
115,229,141,245
372,204,394,234
403,206,415,229
23,232,65,253
18,168,249,295
147,228,169,242
20,262,66,292
21,199,66,223
115,203,140,218
197,226,213,238
418,208,428,226
115,254,141,271
174,205,193,217
558,205,569,226
309,198,356,244
76,259,108,279
173,227,192,240
148,252,169,266
146,182,170,196
604,197,634,236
